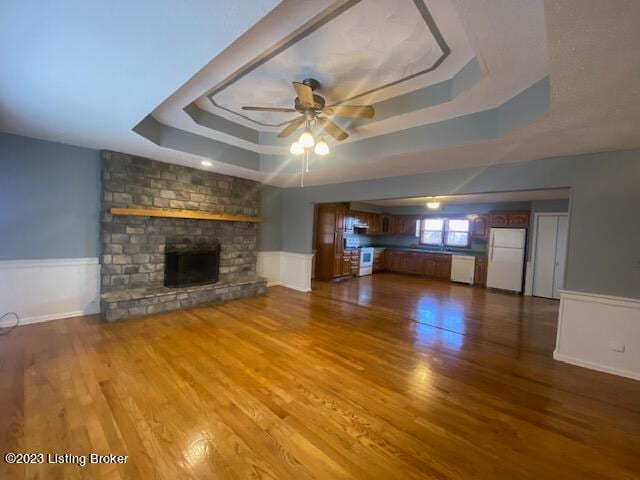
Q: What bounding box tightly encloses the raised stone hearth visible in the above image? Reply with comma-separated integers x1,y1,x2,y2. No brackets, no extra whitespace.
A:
101,276,266,322
100,151,265,321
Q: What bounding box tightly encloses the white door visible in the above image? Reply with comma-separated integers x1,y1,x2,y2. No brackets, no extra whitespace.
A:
553,215,568,298
533,214,568,299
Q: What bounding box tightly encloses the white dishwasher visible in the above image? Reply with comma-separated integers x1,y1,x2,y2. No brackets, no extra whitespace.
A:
450,255,476,284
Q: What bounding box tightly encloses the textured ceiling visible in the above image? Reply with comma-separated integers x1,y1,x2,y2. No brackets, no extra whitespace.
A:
1,0,639,188
207,0,446,126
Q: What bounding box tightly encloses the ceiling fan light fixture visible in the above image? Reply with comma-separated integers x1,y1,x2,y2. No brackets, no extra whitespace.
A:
314,137,330,156
426,200,441,209
299,129,315,148
290,141,304,155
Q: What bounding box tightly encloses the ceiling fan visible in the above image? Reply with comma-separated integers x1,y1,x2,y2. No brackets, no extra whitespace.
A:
241,78,375,142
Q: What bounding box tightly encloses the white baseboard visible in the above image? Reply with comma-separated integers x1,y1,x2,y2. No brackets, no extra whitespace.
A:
554,290,640,381
553,352,640,381
0,258,100,327
257,251,314,293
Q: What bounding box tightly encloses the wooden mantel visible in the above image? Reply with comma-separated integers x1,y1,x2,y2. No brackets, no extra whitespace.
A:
110,207,262,223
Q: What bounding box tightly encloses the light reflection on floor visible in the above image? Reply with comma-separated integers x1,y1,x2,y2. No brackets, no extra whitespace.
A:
413,296,466,350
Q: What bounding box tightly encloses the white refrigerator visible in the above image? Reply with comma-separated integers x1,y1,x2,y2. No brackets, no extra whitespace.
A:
486,228,526,292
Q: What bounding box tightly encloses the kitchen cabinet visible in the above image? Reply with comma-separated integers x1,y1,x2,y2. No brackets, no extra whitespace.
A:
471,215,489,239
433,255,452,279
489,212,509,227
379,214,394,234
423,256,436,277
489,211,530,228
368,214,381,234
335,204,347,231
383,250,452,280
508,212,530,228
474,257,487,286
373,249,384,273
346,210,381,233
348,249,360,275
406,253,424,275
395,215,420,236
315,203,357,281
385,250,407,273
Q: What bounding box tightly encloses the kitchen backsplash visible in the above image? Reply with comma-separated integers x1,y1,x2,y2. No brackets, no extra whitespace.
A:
346,233,488,254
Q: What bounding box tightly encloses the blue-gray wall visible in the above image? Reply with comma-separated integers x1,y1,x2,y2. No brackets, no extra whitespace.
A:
0,133,100,260
258,184,282,251
278,150,640,299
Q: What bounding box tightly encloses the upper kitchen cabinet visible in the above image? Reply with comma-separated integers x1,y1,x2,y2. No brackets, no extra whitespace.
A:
507,212,530,228
489,211,530,228
489,212,508,227
471,214,489,239
368,214,381,234
379,214,394,235
394,215,420,236
335,203,347,231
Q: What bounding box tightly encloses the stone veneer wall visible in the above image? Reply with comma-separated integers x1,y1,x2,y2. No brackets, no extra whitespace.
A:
100,151,264,319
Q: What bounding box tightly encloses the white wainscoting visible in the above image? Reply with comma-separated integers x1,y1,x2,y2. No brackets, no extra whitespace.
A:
554,290,640,381
257,251,314,292
0,258,100,327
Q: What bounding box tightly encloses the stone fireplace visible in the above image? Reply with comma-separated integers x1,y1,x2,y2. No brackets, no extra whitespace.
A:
99,151,266,321
164,239,220,288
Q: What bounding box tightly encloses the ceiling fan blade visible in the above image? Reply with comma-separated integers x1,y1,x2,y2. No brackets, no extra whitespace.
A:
277,116,306,138
317,117,349,141
293,82,314,108
242,106,297,112
322,105,375,118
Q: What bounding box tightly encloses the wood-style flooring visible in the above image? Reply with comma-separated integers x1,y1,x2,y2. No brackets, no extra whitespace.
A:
1,273,640,479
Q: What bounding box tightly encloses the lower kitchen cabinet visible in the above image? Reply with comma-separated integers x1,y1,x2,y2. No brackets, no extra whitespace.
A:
373,249,385,273
405,252,424,275
474,257,487,286
385,250,407,273
383,250,452,280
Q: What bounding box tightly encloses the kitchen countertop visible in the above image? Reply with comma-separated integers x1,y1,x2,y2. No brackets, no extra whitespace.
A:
366,246,487,257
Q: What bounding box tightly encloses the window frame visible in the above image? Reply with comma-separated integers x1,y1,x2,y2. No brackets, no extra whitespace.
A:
444,218,471,248
418,216,472,248
419,218,445,246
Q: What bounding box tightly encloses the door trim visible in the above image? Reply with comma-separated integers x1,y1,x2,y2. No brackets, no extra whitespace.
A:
529,212,569,298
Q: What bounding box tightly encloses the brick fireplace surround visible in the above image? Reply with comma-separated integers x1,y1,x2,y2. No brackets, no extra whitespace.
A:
100,151,266,321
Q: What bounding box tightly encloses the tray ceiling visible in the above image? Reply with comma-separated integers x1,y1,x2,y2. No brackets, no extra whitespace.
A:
206,0,449,127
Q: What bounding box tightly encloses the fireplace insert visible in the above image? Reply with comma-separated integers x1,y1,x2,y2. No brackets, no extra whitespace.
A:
164,242,220,288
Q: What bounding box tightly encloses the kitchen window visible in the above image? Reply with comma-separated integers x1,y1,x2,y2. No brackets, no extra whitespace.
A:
445,219,470,247
420,218,444,245
419,218,470,247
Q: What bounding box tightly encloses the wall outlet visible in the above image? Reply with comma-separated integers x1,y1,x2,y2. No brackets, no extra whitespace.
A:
609,342,625,353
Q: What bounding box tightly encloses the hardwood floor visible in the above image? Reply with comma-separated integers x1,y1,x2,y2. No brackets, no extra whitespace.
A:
2,273,640,479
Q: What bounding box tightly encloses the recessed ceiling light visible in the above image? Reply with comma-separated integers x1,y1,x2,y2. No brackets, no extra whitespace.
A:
201,161,212,167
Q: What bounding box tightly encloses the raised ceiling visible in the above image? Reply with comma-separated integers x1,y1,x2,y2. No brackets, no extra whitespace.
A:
2,0,639,187
205,0,450,127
